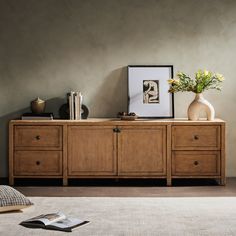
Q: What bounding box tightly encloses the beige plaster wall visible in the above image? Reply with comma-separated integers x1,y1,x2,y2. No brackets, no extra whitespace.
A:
0,0,235,177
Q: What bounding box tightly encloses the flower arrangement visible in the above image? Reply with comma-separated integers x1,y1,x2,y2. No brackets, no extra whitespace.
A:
168,70,224,94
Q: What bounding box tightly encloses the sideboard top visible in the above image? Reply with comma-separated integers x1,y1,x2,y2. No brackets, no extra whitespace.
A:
10,118,225,126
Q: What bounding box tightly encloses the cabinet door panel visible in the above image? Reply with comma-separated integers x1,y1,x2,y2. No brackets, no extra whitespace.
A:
118,126,166,176
68,126,117,175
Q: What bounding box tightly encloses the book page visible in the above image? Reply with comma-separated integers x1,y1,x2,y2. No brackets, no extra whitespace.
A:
23,212,66,226
49,218,89,229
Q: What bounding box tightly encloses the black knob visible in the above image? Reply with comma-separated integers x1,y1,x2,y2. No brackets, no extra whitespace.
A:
194,135,199,140
36,161,40,165
194,161,199,166
35,135,41,140
113,128,121,133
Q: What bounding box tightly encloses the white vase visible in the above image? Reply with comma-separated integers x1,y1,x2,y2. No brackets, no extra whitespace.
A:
187,93,215,121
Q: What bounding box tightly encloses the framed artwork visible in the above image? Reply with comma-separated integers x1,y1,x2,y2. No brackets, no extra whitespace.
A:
128,65,174,118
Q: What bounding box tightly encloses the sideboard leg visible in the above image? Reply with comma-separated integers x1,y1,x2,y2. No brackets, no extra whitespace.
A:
219,177,226,186
167,178,172,186
63,178,68,186
166,124,172,187
9,177,14,186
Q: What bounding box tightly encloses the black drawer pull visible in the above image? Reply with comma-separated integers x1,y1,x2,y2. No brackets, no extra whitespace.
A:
193,135,199,140
113,128,121,133
36,161,41,165
194,161,199,166
35,135,41,140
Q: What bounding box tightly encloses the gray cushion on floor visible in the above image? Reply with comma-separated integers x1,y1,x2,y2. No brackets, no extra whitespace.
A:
0,185,33,213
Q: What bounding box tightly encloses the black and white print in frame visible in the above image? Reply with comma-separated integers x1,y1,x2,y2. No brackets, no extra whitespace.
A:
128,65,174,118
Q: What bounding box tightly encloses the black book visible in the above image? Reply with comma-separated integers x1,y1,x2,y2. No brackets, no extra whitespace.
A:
20,212,89,232
21,113,54,120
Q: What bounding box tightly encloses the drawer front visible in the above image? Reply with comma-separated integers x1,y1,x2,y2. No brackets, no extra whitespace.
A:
172,151,220,176
14,151,62,176
14,126,62,150
172,126,220,150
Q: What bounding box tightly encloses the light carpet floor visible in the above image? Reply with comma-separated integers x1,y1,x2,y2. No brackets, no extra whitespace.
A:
1,197,236,236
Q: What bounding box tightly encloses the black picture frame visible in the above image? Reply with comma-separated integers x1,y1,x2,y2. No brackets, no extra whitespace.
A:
127,65,174,118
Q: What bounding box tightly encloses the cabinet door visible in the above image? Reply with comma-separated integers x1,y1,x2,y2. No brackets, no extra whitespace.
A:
118,126,166,176
68,126,117,176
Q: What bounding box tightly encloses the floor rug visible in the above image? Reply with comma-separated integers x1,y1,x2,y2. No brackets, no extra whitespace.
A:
1,197,236,236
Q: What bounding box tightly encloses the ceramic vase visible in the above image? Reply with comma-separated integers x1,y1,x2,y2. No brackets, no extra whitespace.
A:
187,93,215,121
31,97,46,114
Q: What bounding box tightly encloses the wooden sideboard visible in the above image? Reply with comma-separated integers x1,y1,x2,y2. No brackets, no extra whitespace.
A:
9,118,226,186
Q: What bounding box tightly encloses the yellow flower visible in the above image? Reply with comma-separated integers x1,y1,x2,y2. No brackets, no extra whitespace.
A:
167,79,175,84
204,70,209,76
216,73,225,81
177,72,183,77
168,79,180,85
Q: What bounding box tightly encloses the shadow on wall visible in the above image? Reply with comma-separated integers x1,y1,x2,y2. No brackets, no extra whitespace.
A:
91,67,128,117
0,109,28,179
0,72,128,178
0,97,67,178
44,97,67,118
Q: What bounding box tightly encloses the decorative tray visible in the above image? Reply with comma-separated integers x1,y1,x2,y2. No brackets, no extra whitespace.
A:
119,115,138,121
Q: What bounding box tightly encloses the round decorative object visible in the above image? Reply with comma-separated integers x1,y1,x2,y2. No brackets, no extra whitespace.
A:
31,97,46,114
59,103,89,119
117,112,138,121
59,103,69,119
188,93,215,121
81,104,89,119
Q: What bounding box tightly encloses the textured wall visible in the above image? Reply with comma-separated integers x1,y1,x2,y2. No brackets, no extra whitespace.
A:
0,0,236,177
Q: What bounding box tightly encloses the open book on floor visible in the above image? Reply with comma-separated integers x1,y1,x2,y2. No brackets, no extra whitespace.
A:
20,212,89,232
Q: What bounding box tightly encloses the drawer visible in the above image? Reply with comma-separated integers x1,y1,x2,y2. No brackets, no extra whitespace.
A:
172,151,220,176
14,151,62,176
14,126,62,150
172,126,220,150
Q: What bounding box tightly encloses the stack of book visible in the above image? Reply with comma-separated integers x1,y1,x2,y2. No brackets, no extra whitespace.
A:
21,113,53,120
68,91,82,120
